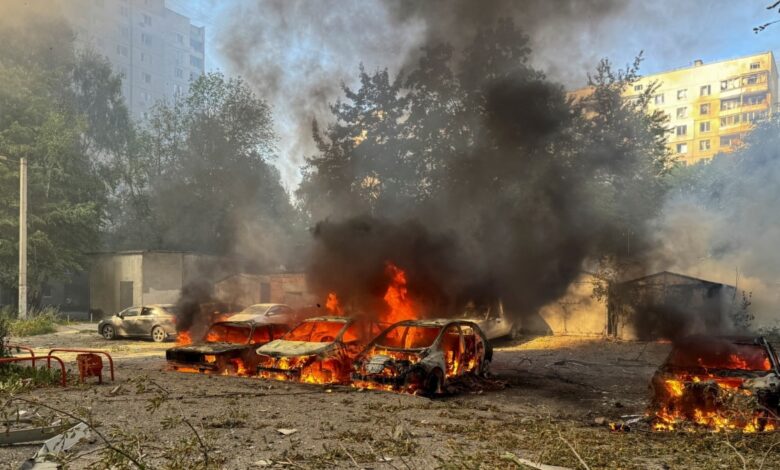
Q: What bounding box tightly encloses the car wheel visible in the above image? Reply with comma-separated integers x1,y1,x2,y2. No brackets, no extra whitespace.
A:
479,358,491,377
508,324,520,340
151,326,167,343
422,369,443,397
101,324,116,340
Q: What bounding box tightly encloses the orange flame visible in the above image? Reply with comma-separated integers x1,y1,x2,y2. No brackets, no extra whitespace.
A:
176,331,192,345
382,262,416,324
325,292,343,315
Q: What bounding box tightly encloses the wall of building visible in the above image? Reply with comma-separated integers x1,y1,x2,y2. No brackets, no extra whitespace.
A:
535,274,607,336
611,272,737,340
571,52,778,165
89,253,143,317
63,0,205,119
214,273,317,309
141,251,184,305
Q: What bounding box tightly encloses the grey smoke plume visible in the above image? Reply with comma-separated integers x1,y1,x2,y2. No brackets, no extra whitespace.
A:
216,0,626,186
651,117,780,330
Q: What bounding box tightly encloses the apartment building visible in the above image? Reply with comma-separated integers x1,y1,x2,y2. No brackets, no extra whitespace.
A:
63,0,205,119
572,52,778,164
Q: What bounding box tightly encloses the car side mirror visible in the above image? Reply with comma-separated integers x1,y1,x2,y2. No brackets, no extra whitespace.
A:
118,313,124,319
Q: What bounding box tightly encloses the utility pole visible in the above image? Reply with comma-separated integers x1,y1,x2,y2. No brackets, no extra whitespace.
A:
1,155,27,318
19,157,27,319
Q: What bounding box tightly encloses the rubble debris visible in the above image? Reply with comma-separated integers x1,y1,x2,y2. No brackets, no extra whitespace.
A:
276,428,297,436
499,452,574,470
0,422,66,446
19,423,90,470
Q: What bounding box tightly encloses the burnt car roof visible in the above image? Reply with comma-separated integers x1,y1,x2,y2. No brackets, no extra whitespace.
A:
673,335,768,345
301,316,352,323
390,318,476,328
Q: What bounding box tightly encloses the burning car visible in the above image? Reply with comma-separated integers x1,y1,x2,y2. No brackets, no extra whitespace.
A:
255,316,384,384
352,319,492,396
166,315,289,374
650,335,780,432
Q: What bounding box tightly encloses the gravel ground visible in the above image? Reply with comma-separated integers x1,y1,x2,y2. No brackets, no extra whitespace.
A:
1,325,779,469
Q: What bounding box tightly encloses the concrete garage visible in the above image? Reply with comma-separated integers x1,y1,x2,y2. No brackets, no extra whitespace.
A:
88,251,231,318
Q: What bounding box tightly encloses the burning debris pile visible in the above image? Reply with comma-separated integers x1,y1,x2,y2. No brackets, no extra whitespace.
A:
648,336,779,432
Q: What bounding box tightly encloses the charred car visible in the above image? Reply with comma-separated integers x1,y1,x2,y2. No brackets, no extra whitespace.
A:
255,316,384,384
166,315,289,374
352,319,492,396
650,335,780,432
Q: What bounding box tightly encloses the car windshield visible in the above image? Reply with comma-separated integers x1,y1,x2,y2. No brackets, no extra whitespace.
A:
284,321,346,342
666,341,772,372
241,305,270,316
204,323,251,344
376,325,441,349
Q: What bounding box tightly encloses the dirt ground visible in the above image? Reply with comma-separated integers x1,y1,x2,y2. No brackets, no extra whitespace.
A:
2,324,779,469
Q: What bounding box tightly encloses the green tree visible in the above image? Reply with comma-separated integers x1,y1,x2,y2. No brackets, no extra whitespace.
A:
0,7,128,306
298,66,409,220
119,72,298,269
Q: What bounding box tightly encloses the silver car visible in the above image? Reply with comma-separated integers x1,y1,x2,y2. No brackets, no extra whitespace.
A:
460,300,519,340
232,303,301,326
98,304,179,342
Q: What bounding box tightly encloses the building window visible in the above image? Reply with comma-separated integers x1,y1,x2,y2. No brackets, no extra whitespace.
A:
176,33,184,45
720,135,739,147
141,33,152,46
677,89,687,100
750,62,761,70
143,72,151,84
142,14,152,26
174,84,183,95
654,94,664,105
743,93,767,106
676,107,687,119
721,97,740,111
675,125,687,136
743,110,768,123
190,38,204,51
699,103,710,115
700,85,711,96
120,5,128,16
699,140,711,151
116,44,128,57
720,78,739,91
676,143,688,153
190,55,203,68
699,121,711,133
119,66,128,78
720,114,741,127
120,26,129,38
175,68,183,78
634,84,643,92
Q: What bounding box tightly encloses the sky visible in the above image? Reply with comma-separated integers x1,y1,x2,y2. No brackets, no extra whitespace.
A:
166,0,780,191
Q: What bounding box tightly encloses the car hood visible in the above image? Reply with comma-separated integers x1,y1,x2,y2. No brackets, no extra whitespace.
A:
168,342,247,354
257,339,334,357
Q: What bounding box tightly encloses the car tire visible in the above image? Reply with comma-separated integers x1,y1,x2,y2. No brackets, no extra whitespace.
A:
479,358,491,378
151,326,167,343
101,324,116,340
508,325,520,340
423,369,443,397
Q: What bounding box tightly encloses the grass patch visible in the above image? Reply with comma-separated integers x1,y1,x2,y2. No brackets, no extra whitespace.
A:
1,306,65,337
0,363,65,393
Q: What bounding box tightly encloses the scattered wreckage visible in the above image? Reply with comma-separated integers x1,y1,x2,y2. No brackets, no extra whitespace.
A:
650,335,779,432
352,319,493,395
255,316,386,384
166,315,289,374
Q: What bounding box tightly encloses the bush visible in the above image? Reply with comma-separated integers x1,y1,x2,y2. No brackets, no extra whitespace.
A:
0,306,63,337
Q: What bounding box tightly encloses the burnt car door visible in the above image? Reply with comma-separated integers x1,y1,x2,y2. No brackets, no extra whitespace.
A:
441,324,464,377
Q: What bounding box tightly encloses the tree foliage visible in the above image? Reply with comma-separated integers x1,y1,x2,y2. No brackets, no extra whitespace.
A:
0,8,130,303
115,73,298,270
